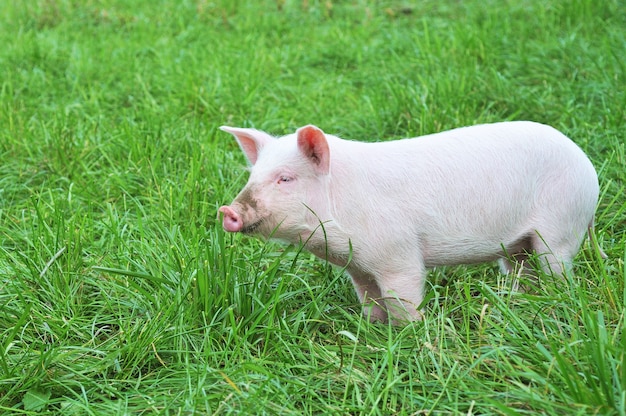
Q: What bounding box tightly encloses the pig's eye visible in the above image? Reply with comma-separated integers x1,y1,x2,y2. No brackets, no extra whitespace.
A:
278,175,293,184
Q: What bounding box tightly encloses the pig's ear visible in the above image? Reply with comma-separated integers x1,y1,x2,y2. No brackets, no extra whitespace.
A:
296,125,330,174
219,126,274,165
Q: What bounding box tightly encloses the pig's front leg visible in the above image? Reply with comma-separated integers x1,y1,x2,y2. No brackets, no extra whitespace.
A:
348,271,388,322
349,262,426,323
376,263,426,323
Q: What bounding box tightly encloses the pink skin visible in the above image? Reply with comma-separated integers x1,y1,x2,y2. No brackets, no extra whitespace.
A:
216,122,600,324
219,206,243,232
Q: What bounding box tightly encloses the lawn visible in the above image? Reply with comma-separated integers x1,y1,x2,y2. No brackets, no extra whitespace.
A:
1,0,625,414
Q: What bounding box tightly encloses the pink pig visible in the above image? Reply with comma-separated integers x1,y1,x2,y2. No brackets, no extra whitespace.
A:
218,121,600,323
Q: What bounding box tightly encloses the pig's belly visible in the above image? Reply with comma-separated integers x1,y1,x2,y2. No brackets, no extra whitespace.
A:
420,232,530,268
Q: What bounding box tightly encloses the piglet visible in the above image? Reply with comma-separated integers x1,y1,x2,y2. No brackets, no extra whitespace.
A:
218,121,600,323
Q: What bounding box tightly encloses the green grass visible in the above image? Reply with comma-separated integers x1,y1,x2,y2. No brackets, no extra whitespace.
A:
1,0,625,414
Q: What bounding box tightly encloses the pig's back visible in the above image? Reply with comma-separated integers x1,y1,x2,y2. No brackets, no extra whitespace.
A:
381,121,587,166
349,121,596,198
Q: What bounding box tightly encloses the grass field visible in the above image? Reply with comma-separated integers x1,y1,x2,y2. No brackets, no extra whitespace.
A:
1,0,625,414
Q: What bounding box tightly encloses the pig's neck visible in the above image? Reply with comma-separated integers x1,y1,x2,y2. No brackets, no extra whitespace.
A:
299,168,357,267
305,233,354,268
304,140,384,265
294,211,349,265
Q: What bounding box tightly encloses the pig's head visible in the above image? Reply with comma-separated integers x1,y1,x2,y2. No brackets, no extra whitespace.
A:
218,125,332,244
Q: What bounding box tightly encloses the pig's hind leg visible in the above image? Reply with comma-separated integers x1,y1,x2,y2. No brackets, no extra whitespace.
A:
529,230,578,276
498,234,542,292
498,234,532,280
499,229,579,289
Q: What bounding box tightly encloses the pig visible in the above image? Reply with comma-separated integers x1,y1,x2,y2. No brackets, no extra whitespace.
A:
218,121,600,323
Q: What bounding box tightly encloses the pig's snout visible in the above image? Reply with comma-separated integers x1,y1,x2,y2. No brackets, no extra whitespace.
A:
219,206,243,232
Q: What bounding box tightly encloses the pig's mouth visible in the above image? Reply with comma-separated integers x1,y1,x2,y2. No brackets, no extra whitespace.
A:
242,219,263,234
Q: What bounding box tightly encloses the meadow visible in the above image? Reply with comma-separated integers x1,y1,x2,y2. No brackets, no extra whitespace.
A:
0,0,625,414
